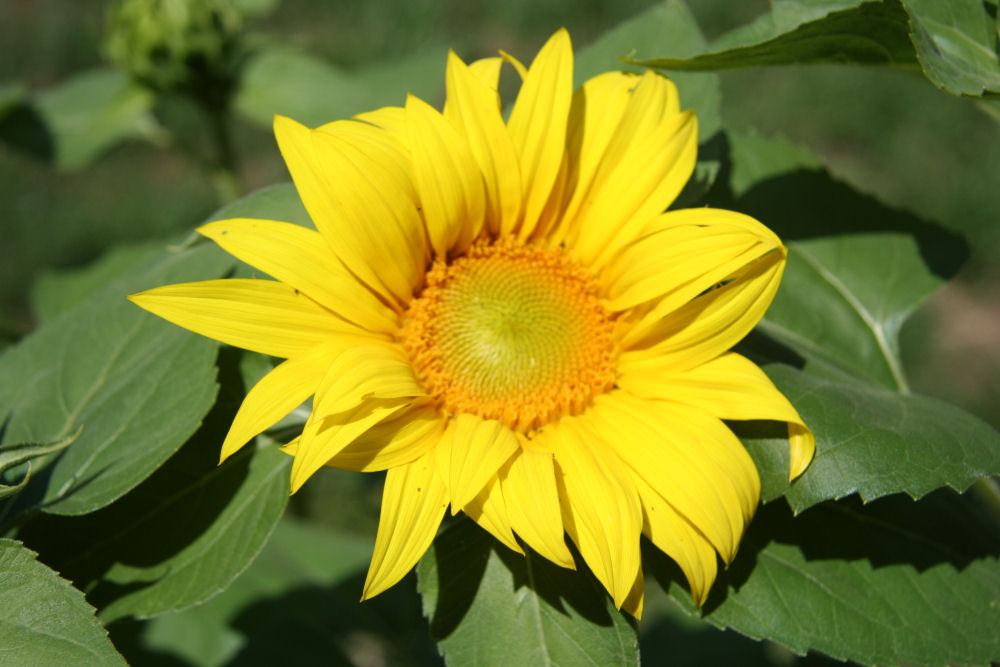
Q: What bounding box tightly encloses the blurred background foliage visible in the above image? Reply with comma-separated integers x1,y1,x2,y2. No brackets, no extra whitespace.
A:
1,1,998,664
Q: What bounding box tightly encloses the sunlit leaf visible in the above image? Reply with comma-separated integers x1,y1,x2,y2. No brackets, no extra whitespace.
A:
653,491,1000,665
628,0,916,72
418,518,639,667
900,0,1000,96
740,364,1000,511
0,539,126,665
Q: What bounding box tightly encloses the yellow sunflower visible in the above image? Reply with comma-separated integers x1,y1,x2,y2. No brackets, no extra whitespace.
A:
129,29,814,617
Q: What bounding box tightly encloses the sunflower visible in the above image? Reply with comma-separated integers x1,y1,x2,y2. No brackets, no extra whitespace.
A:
130,29,814,617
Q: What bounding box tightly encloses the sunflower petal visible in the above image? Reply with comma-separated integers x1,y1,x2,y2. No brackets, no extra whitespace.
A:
311,341,425,416
447,414,519,511
506,29,573,238
618,351,814,481
587,392,760,564
544,417,642,609
501,446,575,569
602,209,782,313
323,403,446,472
275,115,425,305
465,474,525,555
290,400,410,493
468,56,503,90
621,248,786,364
621,566,644,619
632,473,718,607
444,51,523,236
198,218,399,334
129,279,357,358
219,340,341,463
362,455,449,599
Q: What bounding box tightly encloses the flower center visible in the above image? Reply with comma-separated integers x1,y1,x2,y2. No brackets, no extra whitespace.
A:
403,237,616,432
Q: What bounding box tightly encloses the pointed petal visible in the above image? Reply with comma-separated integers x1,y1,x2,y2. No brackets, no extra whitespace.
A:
506,29,573,238
129,279,359,358
543,417,642,609
558,70,696,269
467,57,503,90
198,218,399,335
620,247,786,365
219,340,340,462
362,455,449,599
601,208,782,313
632,473,718,607
587,392,760,564
274,115,426,305
501,446,575,569
621,566,644,619
290,399,410,493
447,414,519,511
444,51,523,236
618,351,814,481
310,341,425,416
405,94,486,257
464,474,524,555
325,403,446,472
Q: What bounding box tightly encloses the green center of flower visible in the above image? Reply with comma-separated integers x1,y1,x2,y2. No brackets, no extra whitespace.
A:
403,237,615,431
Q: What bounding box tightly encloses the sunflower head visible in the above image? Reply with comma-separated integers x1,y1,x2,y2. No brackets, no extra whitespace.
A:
130,28,814,617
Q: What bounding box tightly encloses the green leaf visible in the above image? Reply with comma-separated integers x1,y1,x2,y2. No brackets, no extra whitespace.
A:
205,181,312,227
0,429,79,501
0,240,233,517
418,518,639,667
0,539,126,665
740,364,1000,511
574,0,721,141
900,0,1000,96
15,352,292,623
234,45,446,128
111,517,442,667
0,81,25,122
629,0,916,72
0,68,162,170
725,129,967,391
653,491,1000,665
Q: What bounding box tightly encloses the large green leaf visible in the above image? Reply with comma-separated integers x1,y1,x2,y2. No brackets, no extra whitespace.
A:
740,364,1000,511
900,0,1000,96
629,0,916,72
652,490,1000,665
0,68,162,170
0,241,233,517
574,0,721,141
0,539,126,665
418,518,639,667
234,45,446,128
113,517,440,667
15,349,291,623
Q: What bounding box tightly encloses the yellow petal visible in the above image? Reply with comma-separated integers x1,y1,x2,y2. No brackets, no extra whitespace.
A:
290,400,410,493
621,566,644,620
128,279,358,358
498,49,528,80
219,340,341,463
601,208,782,313
362,455,449,599
405,94,486,257
500,446,575,569
351,106,410,150
274,115,426,305
444,51,523,236
632,474,718,607
621,247,786,363
198,218,399,335
324,403,446,472
464,474,524,555
506,29,573,238
587,392,760,564
446,414,519,511
543,71,639,244
543,417,642,609
619,351,814,481
467,57,503,90
310,341,425,416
